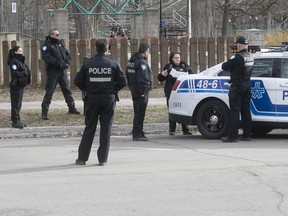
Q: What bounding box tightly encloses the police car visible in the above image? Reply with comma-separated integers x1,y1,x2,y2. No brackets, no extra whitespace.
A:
169,49,288,139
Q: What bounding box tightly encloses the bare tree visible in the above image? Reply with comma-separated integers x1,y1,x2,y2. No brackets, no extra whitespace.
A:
215,0,282,36
190,0,214,37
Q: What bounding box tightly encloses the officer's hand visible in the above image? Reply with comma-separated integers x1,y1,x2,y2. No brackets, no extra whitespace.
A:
161,70,168,77
63,64,69,69
60,63,69,70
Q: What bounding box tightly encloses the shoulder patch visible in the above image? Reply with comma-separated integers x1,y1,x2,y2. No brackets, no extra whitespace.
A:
12,64,17,70
141,64,147,70
42,45,47,51
230,55,236,60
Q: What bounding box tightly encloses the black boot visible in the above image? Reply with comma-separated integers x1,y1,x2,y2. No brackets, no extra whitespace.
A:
68,107,80,115
12,122,24,129
42,112,49,120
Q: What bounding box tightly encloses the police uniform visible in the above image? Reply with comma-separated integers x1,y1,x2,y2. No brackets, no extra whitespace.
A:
126,52,153,140
74,53,127,164
9,54,31,128
41,36,78,118
221,37,254,141
157,61,193,134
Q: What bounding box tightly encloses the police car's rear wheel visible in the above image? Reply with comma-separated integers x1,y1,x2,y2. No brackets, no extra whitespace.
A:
196,100,229,139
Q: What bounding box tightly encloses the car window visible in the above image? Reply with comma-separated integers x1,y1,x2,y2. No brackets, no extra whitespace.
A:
251,58,274,77
281,59,288,78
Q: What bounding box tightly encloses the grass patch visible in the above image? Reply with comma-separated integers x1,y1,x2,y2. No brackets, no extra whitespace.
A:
0,105,168,128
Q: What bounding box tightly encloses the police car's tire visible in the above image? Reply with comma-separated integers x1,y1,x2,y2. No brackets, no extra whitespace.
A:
196,100,230,139
251,127,273,136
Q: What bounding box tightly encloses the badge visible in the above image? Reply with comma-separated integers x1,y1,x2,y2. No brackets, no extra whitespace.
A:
12,64,17,70
141,64,147,70
42,45,47,51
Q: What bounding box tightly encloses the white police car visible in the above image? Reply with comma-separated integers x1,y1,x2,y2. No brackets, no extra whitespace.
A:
169,49,288,139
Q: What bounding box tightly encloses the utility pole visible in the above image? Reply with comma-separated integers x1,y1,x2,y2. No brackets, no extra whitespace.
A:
187,0,191,37
159,0,162,37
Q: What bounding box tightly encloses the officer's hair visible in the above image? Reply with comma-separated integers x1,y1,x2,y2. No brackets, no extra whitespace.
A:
7,46,21,66
138,43,149,54
96,39,107,54
49,28,58,35
169,52,181,63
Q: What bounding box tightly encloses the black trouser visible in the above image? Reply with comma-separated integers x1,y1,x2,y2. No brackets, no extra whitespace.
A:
78,95,115,163
166,97,189,133
227,84,252,139
10,85,24,123
41,69,75,113
132,94,149,137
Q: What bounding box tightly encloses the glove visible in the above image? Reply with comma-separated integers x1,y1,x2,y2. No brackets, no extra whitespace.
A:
60,63,69,70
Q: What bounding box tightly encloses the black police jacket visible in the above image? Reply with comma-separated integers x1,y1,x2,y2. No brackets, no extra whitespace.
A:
9,54,31,87
74,54,127,97
222,49,254,88
41,36,71,70
157,61,193,98
125,52,153,98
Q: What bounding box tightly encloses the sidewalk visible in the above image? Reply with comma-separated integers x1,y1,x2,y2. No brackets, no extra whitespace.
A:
0,98,168,139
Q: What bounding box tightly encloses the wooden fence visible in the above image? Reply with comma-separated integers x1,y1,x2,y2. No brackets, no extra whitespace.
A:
0,36,235,88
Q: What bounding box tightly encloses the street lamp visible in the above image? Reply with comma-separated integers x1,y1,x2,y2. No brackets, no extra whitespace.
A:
255,17,258,29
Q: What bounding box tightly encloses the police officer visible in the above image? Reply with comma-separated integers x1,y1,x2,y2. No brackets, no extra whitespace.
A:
74,39,127,166
126,43,153,141
221,36,254,142
8,46,31,129
41,28,80,120
157,51,193,135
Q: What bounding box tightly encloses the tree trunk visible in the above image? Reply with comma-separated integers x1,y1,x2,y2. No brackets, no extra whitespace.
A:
73,0,100,39
222,0,230,37
190,0,214,37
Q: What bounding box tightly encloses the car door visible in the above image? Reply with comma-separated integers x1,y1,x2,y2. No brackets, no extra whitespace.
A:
276,58,288,123
250,58,277,122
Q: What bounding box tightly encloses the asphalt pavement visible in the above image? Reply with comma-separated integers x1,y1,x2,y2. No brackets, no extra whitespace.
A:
1,97,288,215
1,134,288,216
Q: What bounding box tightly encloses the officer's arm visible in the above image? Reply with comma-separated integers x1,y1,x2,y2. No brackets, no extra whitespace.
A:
115,63,127,91
74,65,86,91
125,67,130,85
10,63,23,78
222,55,237,71
41,46,62,67
183,62,194,74
64,47,71,65
157,64,170,82
136,65,147,95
